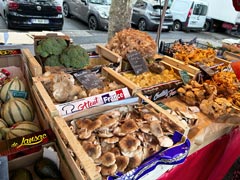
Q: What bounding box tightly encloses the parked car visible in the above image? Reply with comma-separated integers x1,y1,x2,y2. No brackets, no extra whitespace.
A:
0,0,64,30
63,0,111,30
131,0,173,31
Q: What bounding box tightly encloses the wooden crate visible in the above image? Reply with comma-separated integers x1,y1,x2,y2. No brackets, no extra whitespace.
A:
103,59,198,102
49,94,189,180
31,67,135,125
223,51,240,61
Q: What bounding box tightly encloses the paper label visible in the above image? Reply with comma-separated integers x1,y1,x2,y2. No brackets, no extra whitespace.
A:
55,87,131,116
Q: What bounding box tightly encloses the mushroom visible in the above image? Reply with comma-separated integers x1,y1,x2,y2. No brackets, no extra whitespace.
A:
75,119,102,131
119,134,141,153
142,113,159,121
127,155,142,171
103,137,119,144
139,123,151,134
116,155,129,172
82,142,102,160
98,114,118,129
98,129,114,138
113,127,126,137
107,110,121,119
150,121,163,138
78,128,92,140
120,119,139,134
121,145,143,158
158,136,174,147
109,147,121,156
101,164,117,176
100,152,116,167
101,141,115,154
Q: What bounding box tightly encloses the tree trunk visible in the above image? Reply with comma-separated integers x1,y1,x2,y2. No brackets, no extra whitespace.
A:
107,0,135,41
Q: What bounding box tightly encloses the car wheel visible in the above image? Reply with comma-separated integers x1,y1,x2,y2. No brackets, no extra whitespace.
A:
138,19,147,31
203,20,211,31
63,3,71,18
173,20,182,31
88,16,98,30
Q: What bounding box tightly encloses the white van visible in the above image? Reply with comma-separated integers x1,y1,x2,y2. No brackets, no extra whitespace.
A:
170,0,208,31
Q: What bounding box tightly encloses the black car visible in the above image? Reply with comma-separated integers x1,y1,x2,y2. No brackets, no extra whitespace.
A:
0,0,63,30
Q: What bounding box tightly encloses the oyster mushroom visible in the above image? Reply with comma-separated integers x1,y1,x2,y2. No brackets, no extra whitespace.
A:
119,134,141,153
120,119,139,134
82,142,102,160
98,129,114,138
100,152,116,167
116,155,129,172
139,123,151,134
101,164,118,176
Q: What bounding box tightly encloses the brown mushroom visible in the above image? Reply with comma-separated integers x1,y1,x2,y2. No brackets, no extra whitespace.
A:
100,152,116,167
78,128,92,140
119,134,141,153
120,119,139,134
75,119,102,131
98,114,118,128
82,142,102,160
127,155,142,171
150,121,163,138
113,127,126,137
101,164,118,176
109,147,121,156
143,113,159,121
98,129,114,138
103,137,119,144
116,155,129,172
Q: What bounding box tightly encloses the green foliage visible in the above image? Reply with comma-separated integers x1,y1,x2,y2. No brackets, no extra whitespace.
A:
60,45,90,69
44,55,62,66
36,37,68,58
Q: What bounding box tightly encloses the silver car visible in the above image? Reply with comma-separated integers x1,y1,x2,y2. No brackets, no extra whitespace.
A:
63,0,111,30
132,0,173,31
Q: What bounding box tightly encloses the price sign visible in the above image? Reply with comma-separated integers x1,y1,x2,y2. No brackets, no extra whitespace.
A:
126,51,149,75
197,62,215,77
179,70,191,84
73,70,103,90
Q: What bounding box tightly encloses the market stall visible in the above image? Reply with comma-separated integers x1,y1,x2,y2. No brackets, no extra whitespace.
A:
0,29,239,180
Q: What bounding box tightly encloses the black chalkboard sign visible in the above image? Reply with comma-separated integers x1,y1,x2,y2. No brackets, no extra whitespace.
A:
73,70,103,90
126,51,149,75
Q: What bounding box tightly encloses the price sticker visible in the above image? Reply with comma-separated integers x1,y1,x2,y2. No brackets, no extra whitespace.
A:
179,70,191,84
73,70,103,90
126,51,149,75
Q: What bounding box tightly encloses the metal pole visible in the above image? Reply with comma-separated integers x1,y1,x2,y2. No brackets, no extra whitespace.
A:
156,0,169,52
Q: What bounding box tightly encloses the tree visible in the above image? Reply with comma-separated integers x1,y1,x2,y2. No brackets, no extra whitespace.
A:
107,0,137,41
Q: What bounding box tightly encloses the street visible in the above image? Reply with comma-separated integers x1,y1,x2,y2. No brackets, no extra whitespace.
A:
0,15,237,51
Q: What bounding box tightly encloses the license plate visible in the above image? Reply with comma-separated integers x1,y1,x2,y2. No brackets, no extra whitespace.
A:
31,19,49,24
162,26,168,29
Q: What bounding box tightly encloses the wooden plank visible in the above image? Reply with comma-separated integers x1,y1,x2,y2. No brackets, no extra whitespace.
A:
32,77,59,118
102,67,140,94
54,116,102,180
22,48,42,76
223,51,240,61
96,44,122,63
162,56,200,76
214,56,231,65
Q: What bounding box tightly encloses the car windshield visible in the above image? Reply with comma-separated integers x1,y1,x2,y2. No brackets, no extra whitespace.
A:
89,0,111,5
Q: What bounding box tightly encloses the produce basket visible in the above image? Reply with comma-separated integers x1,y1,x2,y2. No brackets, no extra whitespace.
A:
50,93,190,180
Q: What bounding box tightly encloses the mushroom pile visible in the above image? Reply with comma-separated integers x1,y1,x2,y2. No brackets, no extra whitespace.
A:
41,71,124,103
70,105,183,178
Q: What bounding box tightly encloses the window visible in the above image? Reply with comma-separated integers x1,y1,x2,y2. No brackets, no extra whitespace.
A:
193,4,208,16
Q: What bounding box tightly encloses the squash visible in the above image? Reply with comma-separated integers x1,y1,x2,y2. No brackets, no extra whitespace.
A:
0,118,8,128
0,77,25,102
1,96,35,126
5,121,41,140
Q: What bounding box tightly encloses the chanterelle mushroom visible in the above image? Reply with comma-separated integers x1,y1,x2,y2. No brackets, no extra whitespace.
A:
100,152,116,167
119,134,141,153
